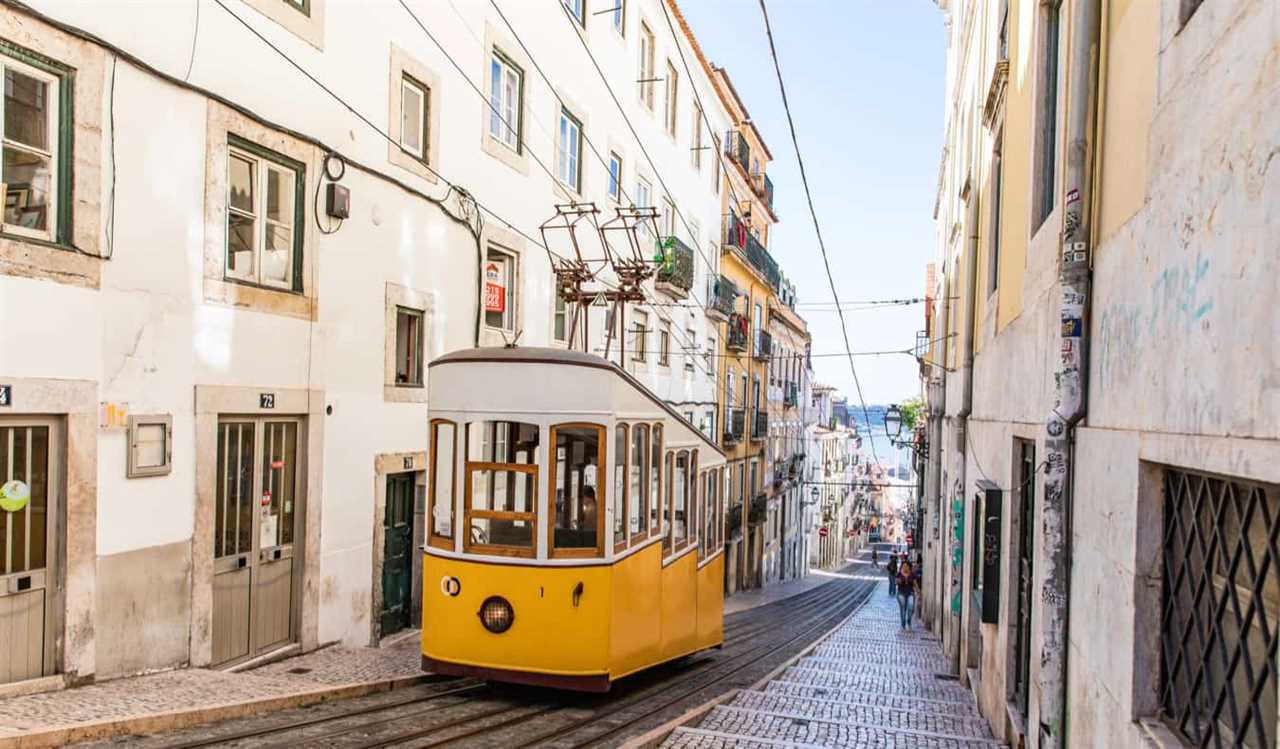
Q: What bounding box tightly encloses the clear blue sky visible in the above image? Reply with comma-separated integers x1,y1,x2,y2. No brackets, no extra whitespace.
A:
679,0,945,406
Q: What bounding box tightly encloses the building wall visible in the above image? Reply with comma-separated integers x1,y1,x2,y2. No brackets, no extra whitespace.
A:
923,0,1279,747
0,0,744,684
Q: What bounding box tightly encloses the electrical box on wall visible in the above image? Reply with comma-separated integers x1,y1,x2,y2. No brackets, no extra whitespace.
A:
326,183,350,219
974,480,1003,624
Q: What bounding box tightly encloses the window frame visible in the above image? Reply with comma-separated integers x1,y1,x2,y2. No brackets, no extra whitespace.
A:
462,421,540,559
557,106,584,194
1033,0,1062,230
483,245,518,333
988,129,1004,295
638,22,656,111
547,422,607,559
611,0,625,36
126,414,173,479
607,151,623,202
650,423,663,540
613,423,629,552
658,323,671,367
398,73,429,162
0,46,71,246
488,48,524,154
394,305,425,388
692,102,704,170
632,310,649,362
664,61,679,138
224,136,306,293
285,0,312,17
428,419,457,550
563,0,586,26
552,294,569,345
629,422,651,543
662,450,675,554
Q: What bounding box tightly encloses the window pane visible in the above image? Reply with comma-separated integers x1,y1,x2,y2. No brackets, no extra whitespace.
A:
630,424,647,535
1,146,51,232
262,224,292,285
674,452,688,546
650,424,662,534
401,79,424,155
135,423,167,468
489,60,502,139
265,165,293,223
467,421,540,466
484,250,512,330
552,425,601,551
4,68,49,151
504,68,519,147
431,422,455,538
229,154,255,213
613,426,626,541
396,309,422,385
470,515,532,548
553,296,567,342
227,213,256,278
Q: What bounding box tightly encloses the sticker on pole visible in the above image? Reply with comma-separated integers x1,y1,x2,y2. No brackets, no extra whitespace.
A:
0,479,30,513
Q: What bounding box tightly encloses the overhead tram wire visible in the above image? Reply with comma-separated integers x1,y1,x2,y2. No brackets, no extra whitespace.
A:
419,0,719,380
757,0,880,466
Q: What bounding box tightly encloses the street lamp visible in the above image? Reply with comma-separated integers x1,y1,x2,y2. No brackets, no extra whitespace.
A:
884,404,903,443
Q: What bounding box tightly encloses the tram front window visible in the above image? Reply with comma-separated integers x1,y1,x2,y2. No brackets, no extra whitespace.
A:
551,424,604,556
465,421,540,555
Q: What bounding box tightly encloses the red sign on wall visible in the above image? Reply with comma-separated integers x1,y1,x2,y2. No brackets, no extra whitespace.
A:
818,527,829,538
484,262,506,313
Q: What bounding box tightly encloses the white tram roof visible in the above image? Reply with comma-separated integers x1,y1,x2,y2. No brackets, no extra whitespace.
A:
429,346,724,459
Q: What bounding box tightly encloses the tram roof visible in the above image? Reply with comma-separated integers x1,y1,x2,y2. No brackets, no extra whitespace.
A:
430,346,724,458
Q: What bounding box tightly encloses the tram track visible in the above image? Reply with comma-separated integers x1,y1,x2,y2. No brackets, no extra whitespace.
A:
96,567,874,749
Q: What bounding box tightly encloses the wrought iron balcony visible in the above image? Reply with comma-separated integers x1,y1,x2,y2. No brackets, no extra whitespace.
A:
722,212,781,291
751,410,768,440
726,130,751,174
752,172,775,215
706,275,736,321
724,407,745,445
726,312,749,352
654,236,694,299
754,330,772,361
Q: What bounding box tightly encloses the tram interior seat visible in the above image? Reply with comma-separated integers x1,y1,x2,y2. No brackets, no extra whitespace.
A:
554,528,596,548
486,523,533,547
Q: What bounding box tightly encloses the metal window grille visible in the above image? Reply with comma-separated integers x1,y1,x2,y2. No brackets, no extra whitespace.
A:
1160,468,1280,749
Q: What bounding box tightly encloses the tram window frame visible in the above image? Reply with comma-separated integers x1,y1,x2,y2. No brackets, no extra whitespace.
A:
463,420,540,558
428,419,457,550
629,423,649,544
662,450,674,554
548,422,607,559
613,423,628,553
671,450,689,552
650,423,663,541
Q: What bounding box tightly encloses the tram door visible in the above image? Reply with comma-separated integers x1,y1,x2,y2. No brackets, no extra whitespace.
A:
212,418,302,667
0,420,57,684
380,473,414,636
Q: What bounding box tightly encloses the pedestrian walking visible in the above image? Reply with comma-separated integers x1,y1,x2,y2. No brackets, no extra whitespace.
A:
896,557,916,630
886,553,899,595
871,547,879,567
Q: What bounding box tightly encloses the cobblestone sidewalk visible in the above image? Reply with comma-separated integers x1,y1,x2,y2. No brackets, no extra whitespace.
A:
0,633,424,747
662,585,1004,748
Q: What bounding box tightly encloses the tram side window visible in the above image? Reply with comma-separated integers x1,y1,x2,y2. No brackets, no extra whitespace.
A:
551,424,605,556
650,424,663,538
465,420,540,555
689,450,698,551
429,420,456,548
629,424,648,541
662,451,674,553
613,424,627,551
674,451,690,550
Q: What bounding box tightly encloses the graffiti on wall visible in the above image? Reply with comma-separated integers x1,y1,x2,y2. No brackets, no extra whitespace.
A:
949,479,964,614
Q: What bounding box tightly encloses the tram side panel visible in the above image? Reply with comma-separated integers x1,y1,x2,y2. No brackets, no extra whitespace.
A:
696,554,725,647
422,555,613,680
608,542,664,679
659,551,699,660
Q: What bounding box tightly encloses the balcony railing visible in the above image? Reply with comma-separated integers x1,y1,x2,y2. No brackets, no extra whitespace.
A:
707,275,736,320
726,312,749,352
751,410,768,440
726,130,750,174
754,330,772,360
783,382,799,407
723,212,781,290
724,407,745,445
752,172,775,215
654,236,694,299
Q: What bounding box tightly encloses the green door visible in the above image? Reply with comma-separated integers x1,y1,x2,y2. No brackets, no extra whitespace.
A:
380,473,414,636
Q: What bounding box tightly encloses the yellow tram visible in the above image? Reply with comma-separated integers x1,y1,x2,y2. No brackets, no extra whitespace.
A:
421,347,727,691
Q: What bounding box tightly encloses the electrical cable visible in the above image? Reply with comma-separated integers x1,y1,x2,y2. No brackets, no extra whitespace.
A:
756,0,880,466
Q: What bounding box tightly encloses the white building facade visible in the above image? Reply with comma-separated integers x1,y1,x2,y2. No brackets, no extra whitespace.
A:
0,0,733,688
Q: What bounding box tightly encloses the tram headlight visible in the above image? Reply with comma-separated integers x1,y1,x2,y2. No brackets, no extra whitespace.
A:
478,596,515,634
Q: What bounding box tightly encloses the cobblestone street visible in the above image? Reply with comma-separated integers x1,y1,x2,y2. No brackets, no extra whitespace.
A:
663,584,1002,748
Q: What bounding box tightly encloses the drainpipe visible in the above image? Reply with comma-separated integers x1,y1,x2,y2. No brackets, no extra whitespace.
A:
951,186,980,674
1039,1,1101,747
